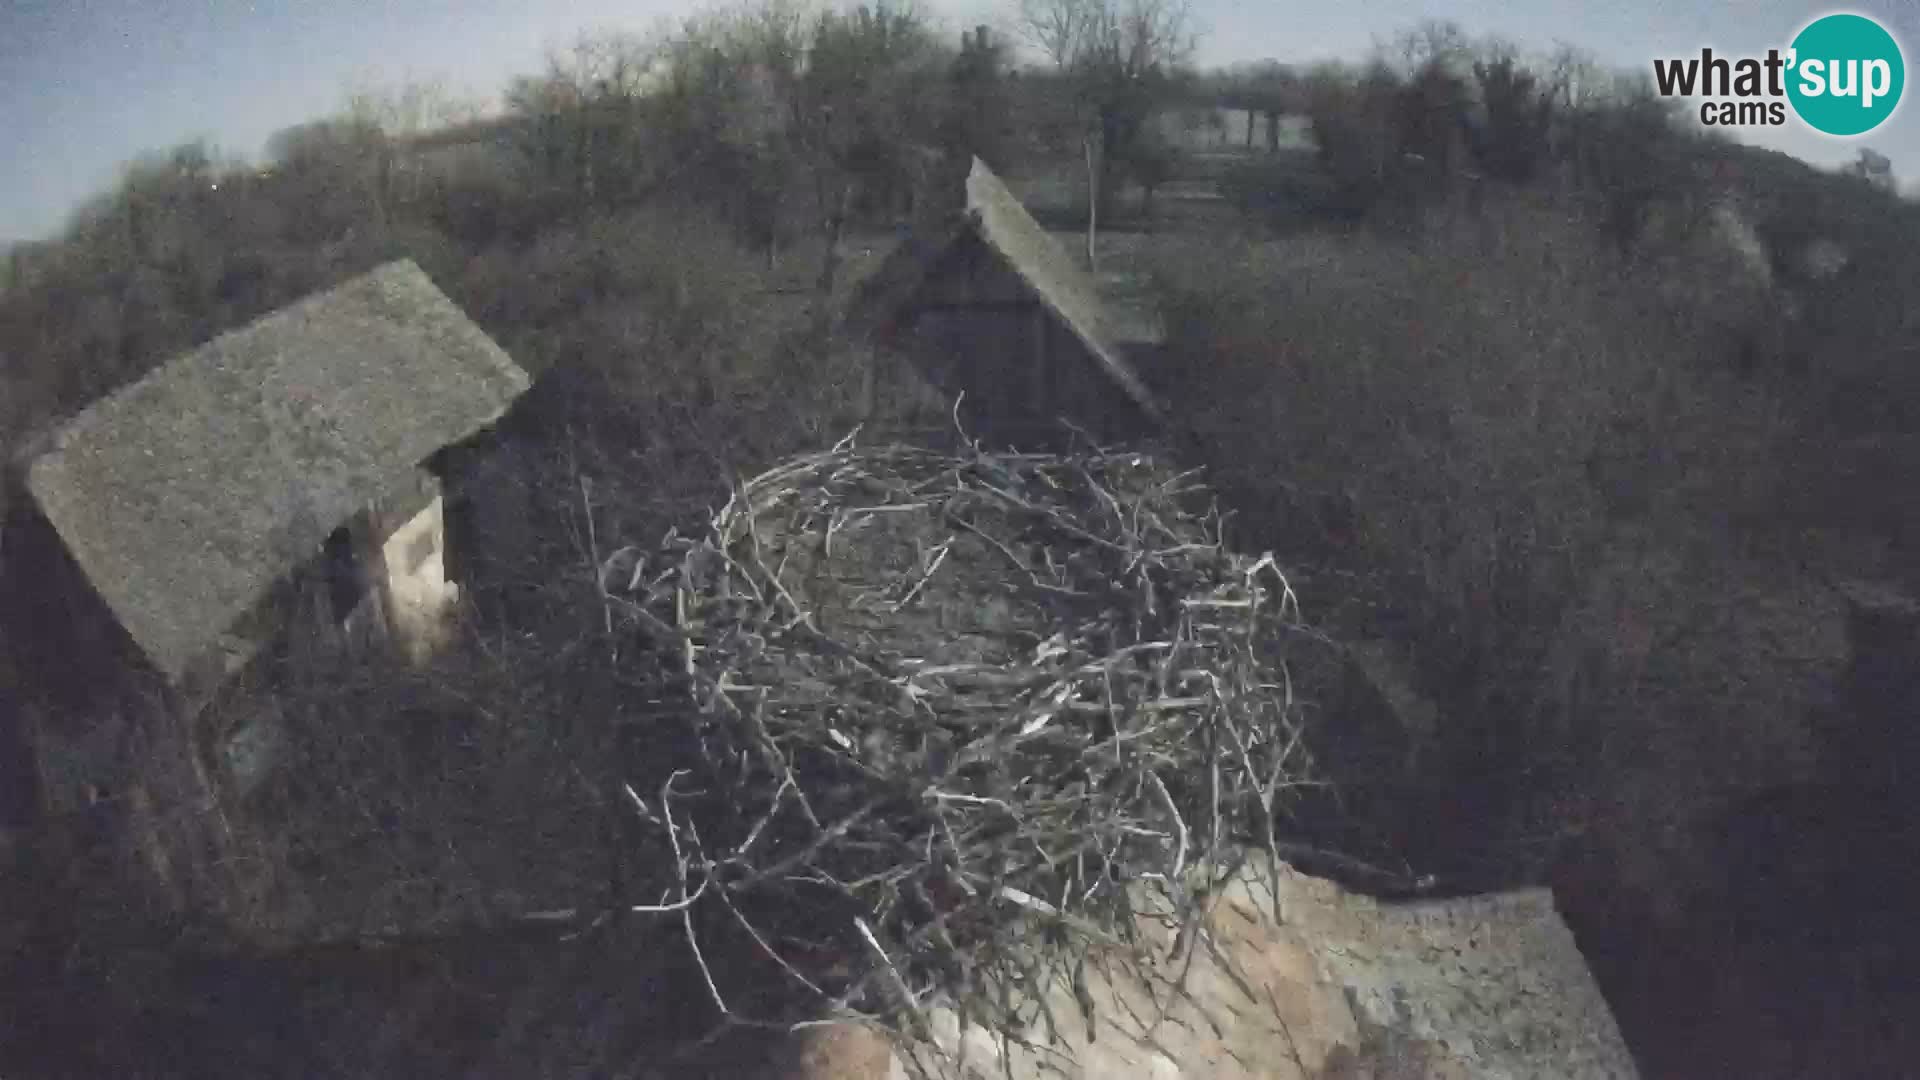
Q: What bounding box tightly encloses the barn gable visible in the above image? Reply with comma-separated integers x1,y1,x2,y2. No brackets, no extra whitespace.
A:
851,158,1164,444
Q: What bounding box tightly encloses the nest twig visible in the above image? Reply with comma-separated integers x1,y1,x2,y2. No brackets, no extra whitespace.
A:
597,430,1317,1070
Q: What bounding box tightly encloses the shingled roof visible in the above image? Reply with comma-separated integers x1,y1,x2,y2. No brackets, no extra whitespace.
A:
23,261,529,685
851,157,1163,424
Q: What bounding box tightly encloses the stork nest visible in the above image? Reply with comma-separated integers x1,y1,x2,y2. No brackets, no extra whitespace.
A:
598,432,1319,1062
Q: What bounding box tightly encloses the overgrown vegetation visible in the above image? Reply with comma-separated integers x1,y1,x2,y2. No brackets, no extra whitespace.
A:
4,3,1920,1076
1014,0,1196,222
1139,21,1920,1077
1149,197,1843,879
0,2,1022,477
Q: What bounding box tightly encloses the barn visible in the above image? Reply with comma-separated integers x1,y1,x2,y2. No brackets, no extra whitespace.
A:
0,260,529,914
850,157,1164,448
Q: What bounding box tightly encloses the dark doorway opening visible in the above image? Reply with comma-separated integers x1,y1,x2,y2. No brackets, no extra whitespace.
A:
322,526,364,624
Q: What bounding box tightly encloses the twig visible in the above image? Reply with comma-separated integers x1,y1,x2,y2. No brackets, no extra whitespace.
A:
1146,771,1189,891
857,916,927,1039
582,475,614,655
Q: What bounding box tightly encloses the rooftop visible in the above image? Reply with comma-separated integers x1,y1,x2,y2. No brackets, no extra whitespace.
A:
23,260,529,684
851,157,1165,425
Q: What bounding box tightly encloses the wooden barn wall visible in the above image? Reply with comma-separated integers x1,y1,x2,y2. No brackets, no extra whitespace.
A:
0,486,234,921
433,421,543,626
0,494,156,731
0,459,471,927
895,236,1152,447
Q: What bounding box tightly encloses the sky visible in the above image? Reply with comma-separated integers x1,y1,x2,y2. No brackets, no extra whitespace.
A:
3,0,1918,246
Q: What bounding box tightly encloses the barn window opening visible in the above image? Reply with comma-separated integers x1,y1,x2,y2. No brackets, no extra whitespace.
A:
442,491,473,584
322,525,364,622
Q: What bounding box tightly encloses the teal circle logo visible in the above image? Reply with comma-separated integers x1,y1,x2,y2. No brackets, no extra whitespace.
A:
1787,13,1905,136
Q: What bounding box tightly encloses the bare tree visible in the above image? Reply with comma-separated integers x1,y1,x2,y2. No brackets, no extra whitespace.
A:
1543,44,1606,114
345,76,486,140
1846,147,1896,192
1216,59,1302,151
1378,19,1471,78
744,3,946,345
1015,0,1094,69
1013,0,1196,261
265,116,394,234
342,78,490,205
504,31,661,203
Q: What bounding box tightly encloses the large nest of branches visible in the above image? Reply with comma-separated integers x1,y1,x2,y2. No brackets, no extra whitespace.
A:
599,433,1318,1062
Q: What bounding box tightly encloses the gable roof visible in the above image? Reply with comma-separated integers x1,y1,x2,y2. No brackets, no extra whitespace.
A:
23,260,529,685
852,158,1163,424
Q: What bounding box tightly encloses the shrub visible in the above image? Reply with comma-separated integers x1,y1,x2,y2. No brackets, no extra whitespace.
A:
1146,191,1802,878
449,203,873,629
1468,52,1556,184
1301,64,1405,219
1217,154,1336,226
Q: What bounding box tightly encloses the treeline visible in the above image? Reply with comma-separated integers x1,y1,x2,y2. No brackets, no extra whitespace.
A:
1213,25,1681,232
0,4,1040,484
1221,23,1910,250
1143,26,1920,1023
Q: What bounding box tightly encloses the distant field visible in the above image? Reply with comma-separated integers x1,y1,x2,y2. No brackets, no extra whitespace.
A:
1009,160,1250,236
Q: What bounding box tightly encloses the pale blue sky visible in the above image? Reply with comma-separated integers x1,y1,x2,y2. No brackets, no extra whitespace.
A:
3,0,1917,245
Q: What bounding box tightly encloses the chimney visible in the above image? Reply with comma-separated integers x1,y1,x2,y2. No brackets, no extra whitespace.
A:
976,25,990,52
